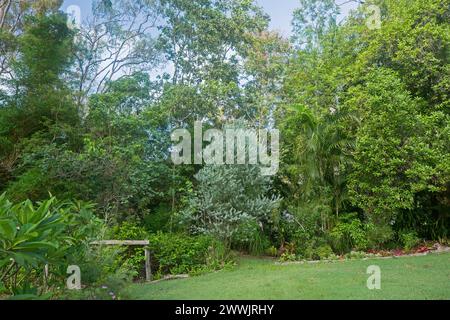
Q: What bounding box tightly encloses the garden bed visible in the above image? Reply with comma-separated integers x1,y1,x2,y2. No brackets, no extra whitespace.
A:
276,243,450,265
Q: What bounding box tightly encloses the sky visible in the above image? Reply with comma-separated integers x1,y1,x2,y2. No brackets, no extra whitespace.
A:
258,0,359,36
62,0,360,38
60,0,360,81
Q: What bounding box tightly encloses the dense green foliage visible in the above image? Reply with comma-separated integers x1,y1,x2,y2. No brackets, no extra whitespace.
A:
148,232,230,276
0,194,102,297
182,164,281,246
0,0,448,299
279,0,449,258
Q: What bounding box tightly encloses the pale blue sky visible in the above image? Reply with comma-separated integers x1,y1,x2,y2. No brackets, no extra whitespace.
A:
62,0,359,38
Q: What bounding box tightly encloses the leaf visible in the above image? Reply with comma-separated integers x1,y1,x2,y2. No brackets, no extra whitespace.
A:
0,219,17,240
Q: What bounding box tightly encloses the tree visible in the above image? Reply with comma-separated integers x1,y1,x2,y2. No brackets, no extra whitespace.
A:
157,0,268,85
242,31,291,129
280,104,354,220
72,0,161,105
0,12,78,192
280,0,449,241
0,0,63,81
291,0,339,51
155,0,269,127
348,68,449,235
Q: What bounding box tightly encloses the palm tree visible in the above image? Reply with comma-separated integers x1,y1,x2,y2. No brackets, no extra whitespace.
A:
286,104,355,225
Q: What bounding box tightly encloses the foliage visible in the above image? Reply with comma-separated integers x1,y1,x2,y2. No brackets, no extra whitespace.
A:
347,68,448,226
279,252,297,263
108,222,148,278
0,0,449,299
265,246,278,257
330,213,368,254
0,194,102,296
148,232,225,277
0,194,64,295
143,204,172,234
60,246,134,300
366,223,394,249
280,0,449,247
232,219,273,256
157,0,269,86
182,164,281,245
399,231,421,251
0,12,79,194
344,251,368,260
279,204,331,257
314,244,333,260
291,0,339,51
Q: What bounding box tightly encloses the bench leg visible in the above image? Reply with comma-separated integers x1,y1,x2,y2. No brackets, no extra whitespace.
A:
145,249,152,282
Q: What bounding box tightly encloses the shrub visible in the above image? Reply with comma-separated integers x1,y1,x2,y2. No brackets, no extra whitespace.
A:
330,213,368,254
278,242,297,262
4,168,50,202
56,242,135,300
0,194,64,293
0,194,103,297
316,244,334,260
181,164,281,245
232,220,271,256
265,246,278,257
109,222,148,279
143,204,172,233
148,232,224,277
279,252,297,262
345,251,367,260
366,223,394,249
108,223,234,280
280,206,330,257
399,231,421,251
287,229,311,255
300,242,334,261
296,236,329,260
205,240,235,271
61,267,133,300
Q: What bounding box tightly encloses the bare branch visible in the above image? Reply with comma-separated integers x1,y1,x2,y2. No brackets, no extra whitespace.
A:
72,0,161,102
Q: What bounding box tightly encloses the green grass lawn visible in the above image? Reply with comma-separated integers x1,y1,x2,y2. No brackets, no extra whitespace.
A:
126,252,450,300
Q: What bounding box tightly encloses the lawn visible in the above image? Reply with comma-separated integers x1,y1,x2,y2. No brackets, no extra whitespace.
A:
126,252,450,300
